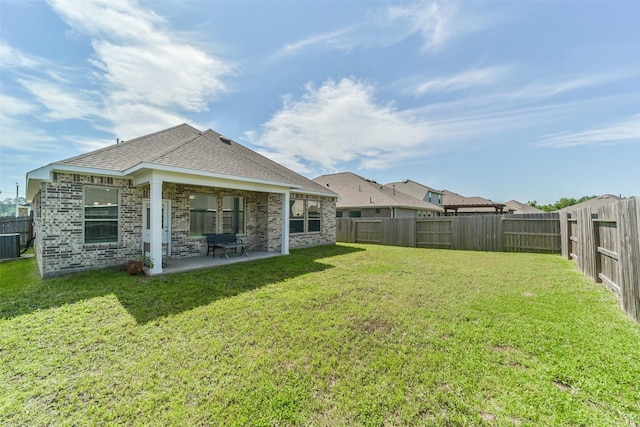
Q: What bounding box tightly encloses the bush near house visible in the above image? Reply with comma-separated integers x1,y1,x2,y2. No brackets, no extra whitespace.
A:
1,244,639,426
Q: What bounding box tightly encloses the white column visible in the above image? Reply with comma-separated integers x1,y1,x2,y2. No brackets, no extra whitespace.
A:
281,192,290,255
149,178,163,274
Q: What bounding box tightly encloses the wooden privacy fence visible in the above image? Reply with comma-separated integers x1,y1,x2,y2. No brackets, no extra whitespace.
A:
0,216,33,246
336,213,561,253
559,198,640,324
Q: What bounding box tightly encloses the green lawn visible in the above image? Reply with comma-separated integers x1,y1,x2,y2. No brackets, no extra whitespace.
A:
1,244,639,426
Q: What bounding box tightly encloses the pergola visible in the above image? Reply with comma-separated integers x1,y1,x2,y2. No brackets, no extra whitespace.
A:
443,203,506,216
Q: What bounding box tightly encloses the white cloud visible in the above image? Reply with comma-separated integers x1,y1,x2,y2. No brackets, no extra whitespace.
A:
0,94,57,151
386,2,457,51
247,78,432,174
412,66,510,95
43,0,232,131
385,2,495,52
0,94,38,117
90,39,228,111
270,2,493,60
17,78,100,121
538,114,640,148
0,41,43,69
510,71,636,101
102,103,189,140
48,0,165,42
272,28,354,60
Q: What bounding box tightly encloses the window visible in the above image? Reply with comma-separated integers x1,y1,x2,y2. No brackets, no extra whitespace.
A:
84,187,119,243
290,199,304,234
307,201,321,232
336,211,343,218
190,194,217,236
222,196,245,234
349,210,361,218
290,199,321,233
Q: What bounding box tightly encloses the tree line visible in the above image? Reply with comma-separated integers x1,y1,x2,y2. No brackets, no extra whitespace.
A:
527,196,598,213
0,197,27,217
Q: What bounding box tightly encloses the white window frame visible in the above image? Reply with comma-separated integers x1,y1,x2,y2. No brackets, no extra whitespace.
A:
83,186,119,244
189,194,218,236
290,199,321,234
222,196,246,235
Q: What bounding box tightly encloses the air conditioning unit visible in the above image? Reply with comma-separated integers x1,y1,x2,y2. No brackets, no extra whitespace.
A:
0,233,21,259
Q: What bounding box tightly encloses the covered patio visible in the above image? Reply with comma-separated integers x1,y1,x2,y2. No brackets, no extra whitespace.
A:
145,250,282,275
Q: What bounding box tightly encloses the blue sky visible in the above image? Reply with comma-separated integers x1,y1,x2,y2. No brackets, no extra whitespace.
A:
1,0,638,205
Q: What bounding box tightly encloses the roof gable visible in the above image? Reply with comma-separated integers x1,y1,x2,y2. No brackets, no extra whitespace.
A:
504,200,544,214
30,123,335,197
386,179,443,202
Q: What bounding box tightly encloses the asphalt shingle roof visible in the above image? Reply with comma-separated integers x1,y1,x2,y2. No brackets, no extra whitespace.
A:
313,172,443,211
386,179,442,203
56,124,334,196
504,200,544,214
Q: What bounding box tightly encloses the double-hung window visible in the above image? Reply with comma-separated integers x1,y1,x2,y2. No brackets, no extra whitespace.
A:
190,194,217,236
222,196,245,234
307,201,321,232
290,199,321,234
84,187,119,243
290,200,305,234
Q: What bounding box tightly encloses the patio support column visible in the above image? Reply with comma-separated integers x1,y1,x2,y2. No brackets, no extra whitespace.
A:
149,177,163,274
281,192,290,255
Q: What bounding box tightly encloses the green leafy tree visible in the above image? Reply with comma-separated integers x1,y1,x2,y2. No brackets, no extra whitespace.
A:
527,196,598,212
0,197,27,217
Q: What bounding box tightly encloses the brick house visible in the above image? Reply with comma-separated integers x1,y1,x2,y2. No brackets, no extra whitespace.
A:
26,124,337,277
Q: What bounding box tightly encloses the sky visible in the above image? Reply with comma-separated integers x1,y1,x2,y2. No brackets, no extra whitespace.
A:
1,0,639,205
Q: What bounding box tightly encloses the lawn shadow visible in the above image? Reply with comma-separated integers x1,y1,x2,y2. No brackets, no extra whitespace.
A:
0,244,364,324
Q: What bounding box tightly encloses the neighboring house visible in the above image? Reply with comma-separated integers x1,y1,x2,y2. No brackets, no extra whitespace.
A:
504,200,544,214
555,194,623,213
442,190,505,215
26,124,337,277
312,172,443,218
386,179,444,207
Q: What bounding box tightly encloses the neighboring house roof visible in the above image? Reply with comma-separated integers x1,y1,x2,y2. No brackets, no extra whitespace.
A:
312,172,443,212
27,124,335,201
386,179,443,204
504,200,544,214
555,194,623,213
442,190,505,213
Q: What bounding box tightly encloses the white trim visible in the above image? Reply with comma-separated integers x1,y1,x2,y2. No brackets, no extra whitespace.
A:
126,162,301,190
26,162,337,202
148,178,164,275
82,186,120,245
282,192,290,255
26,164,53,180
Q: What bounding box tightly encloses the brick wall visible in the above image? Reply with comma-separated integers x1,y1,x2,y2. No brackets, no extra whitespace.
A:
289,193,337,249
33,173,142,277
32,173,336,277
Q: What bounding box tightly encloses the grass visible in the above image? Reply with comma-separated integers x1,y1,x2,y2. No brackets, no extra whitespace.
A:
1,243,639,426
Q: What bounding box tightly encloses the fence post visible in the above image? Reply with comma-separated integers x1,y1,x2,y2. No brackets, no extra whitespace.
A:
617,198,640,323
576,207,597,281
559,212,570,259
